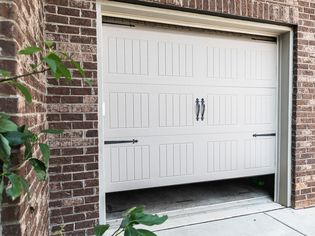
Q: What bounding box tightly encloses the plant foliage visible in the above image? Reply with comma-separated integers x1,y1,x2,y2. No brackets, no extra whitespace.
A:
94,206,168,236
0,41,86,202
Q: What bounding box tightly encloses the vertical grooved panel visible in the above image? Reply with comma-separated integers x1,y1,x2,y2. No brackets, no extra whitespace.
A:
125,39,133,74
133,94,141,128
173,44,180,76
186,44,193,77
135,146,142,180
245,94,275,124
207,140,237,172
140,40,148,75
126,93,134,128
207,94,237,126
159,93,193,127
127,147,135,180
245,138,275,169
110,145,151,183
174,144,180,176
159,143,194,177
118,93,126,128
117,38,125,73
142,146,150,179
107,37,148,75
132,39,140,75
179,44,186,76
110,92,149,128
207,47,214,78
108,37,117,73
109,93,118,128
158,41,166,76
159,144,167,177
119,147,127,181
110,147,119,182
165,42,172,76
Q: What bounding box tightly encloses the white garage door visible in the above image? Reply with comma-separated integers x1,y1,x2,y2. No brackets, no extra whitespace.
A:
102,25,277,193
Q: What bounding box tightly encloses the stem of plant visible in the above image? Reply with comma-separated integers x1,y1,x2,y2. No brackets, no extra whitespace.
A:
0,68,50,83
111,228,123,236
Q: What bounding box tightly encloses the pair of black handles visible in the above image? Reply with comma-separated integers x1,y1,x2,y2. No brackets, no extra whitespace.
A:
195,98,205,121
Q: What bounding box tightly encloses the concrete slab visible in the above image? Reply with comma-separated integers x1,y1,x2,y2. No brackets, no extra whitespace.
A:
106,197,282,233
156,213,302,236
266,207,315,235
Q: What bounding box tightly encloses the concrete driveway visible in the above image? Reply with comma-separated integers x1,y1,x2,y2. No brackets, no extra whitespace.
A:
156,207,315,236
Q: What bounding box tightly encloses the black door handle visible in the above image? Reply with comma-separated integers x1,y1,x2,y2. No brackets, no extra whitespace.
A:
195,98,200,121
201,98,205,121
104,139,138,145
253,133,276,137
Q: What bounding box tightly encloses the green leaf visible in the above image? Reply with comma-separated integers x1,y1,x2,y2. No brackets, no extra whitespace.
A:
0,69,11,78
6,173,29,200
45,53,62,73
44,40,54,48
120,217,130,228
30,63,38,70
39,143,50,166
43,57,57,73
4,131,24,146
134,214,168,226
57,63,72,81
0,133,11,158
9,82,32,103
70,59,85,77
0,176,4,203
127,206,145,216
24,140,33,160
0,113,10,119
0,117,18,132
85,79,92,86
41,129,64,134
137,229,157,236
94,224,110,236
29,158,47,181
124,226,139,236
18,46,42,55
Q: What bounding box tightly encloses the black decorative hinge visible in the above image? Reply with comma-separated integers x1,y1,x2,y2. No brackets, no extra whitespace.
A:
253,133,276,137
104,139,138,145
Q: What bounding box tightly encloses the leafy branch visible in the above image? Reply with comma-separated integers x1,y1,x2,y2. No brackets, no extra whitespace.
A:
94,206,168,236
0,41,86,202
0,41,90,103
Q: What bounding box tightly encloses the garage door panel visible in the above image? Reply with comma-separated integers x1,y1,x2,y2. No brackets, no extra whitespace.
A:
206,94,238,126
244,94,275,125
159,142,194,177
244,137,276,169
103,25,277,192
106,144,151,183
207,140,238,173
108,92,150,129
203,88,276,129
104,135,200,192
105,84,198,133
159,93,194,127
107,36,149,75
206,40,276,82
104,26,276,87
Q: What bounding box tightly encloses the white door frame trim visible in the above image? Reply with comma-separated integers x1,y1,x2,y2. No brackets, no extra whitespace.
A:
96,0,294,224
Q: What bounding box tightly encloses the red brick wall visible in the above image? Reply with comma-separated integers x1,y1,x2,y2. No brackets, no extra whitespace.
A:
0,0,48,235
44,0,99,235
